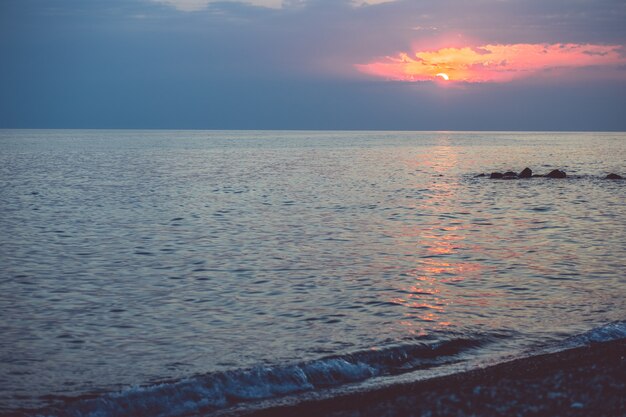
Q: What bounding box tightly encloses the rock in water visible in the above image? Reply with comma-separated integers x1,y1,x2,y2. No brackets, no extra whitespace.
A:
475,173,486,177
519,167,532,178
502,171,518,180
605,173,623,180
546,169,566,179
490,172,504,179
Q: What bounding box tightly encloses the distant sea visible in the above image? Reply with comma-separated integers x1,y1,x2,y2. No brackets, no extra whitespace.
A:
1,130,625,416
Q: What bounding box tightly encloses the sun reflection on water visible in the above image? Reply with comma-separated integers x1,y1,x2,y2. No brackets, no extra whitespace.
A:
389,134,498,335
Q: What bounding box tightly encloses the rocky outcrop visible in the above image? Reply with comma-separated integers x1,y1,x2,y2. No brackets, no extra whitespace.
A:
482,168,621,180
519,168,532,178
546,169,566,179
489,169,563,179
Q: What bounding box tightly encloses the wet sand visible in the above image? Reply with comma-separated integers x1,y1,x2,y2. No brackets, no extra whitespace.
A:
237,339,625,417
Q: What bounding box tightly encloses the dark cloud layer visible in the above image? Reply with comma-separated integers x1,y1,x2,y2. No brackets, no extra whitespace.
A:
1,0,625,129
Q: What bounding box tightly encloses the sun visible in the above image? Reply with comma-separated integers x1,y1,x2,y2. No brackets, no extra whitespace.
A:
435,73,450,81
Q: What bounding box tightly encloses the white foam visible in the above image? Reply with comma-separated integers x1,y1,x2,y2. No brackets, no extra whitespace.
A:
37,358,377,417
37,339,478,417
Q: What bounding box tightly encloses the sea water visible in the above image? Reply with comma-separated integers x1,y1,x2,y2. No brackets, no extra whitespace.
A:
0,130,624,416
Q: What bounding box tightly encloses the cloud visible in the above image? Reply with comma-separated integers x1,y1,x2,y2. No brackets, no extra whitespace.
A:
351,0,396,6
2,0,626,130
357,43,626,83
152,0,396,11
152,0,283,11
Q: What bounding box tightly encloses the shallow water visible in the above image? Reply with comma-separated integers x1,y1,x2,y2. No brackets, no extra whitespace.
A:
0,130,625,415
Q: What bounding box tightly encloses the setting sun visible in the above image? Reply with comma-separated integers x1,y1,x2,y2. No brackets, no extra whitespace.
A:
436,73,450,81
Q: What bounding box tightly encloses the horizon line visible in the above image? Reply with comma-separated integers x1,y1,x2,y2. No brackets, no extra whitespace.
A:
1,128,625,134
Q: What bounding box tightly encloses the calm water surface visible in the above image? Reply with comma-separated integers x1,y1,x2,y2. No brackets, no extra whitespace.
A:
0,130,625,414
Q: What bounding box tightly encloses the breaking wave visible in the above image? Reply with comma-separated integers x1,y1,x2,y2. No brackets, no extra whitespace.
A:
24,321,626,417
31,338,483,417
562,320,626,347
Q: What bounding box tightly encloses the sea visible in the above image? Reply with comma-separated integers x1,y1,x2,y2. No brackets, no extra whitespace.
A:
1,130,625,417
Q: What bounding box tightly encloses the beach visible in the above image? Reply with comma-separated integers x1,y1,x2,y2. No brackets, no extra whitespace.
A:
238,339,625,417
3,0,626,415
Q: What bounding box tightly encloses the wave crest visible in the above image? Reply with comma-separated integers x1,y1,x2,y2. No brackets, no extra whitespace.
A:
35,338,483,417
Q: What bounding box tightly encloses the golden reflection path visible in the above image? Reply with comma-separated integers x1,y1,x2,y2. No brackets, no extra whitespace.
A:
389,134,499,336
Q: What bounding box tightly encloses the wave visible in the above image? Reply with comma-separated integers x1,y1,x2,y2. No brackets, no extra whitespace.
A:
562,320,626,347
27,321,626,417
31,338,484,417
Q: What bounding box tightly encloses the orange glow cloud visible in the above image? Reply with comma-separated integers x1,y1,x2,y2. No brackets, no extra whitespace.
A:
357,43,626,83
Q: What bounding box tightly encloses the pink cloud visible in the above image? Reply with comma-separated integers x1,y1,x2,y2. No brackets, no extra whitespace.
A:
357,43,626,83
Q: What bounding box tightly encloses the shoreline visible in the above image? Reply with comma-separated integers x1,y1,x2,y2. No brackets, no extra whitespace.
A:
227,339,625,417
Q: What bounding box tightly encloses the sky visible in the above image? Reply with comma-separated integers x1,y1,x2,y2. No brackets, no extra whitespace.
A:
1,0,625,130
